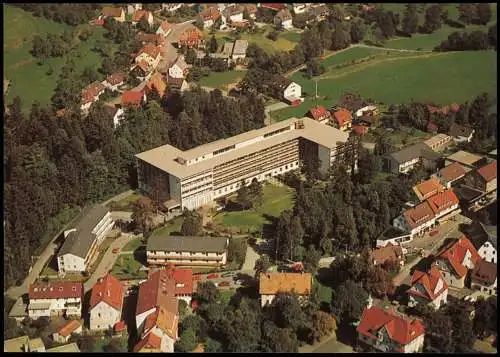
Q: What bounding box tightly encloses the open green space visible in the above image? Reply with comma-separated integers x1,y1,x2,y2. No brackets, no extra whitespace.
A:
122,236,146,252
274,50,497,122
280,31,302,43
213,184,295,234
150,216,185,238
319,47,381,68
4,5,118,113
199,70,246,89
111,253,147,279
315,277,333,306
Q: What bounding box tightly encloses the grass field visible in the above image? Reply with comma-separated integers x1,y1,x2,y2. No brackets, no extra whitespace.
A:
4,5,117,113
150,216,184,238
111,253,147,279
274,50,497,122
122,236,146,252
213,184,295,234
199,70,246,89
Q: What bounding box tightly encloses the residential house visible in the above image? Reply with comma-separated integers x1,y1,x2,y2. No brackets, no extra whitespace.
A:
136,32,165,46
57,204,114,276
145,73,167,99
353,125,369,136
243,4,258,19
424,133,453,152
357,114,377,128
385,143,436,174
407,266,448,310
393,201,435,237
52,320,82,344
309,4,329,21
46,343,80,352
355,105,379,118
433,236,481,288
271,76,302,105
104,106,125,128
130,61,152,81
444,150,486,172
156,21,173,37
168,55,189,79
232,39,248,60
147,268,194,304
370,244,404,267
28,282,83,319
464,221,497,264
426,189,460,222
103,73,125,91
127,3,142,15
134,273,179,353
259,272,312,307
412,177,445,201
121,90,146,108
357,305,425,353
132,10,154,26
167,75,189,93
434,162,467,188
89,274,126,331
178,28,205,48
102,7,125,22
465,161,497,194
309,105,331,124
4,336,45,353
223,5,244,25
470,259,497,295
448,123,475,143
200,6,221,28
274,8,293,29
332,108,353,131
135,44,162,71
81,81,106,114
147,236,229,267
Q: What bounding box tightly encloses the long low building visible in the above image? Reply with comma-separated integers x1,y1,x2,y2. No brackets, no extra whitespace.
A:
147,235,229,267
136,117,355,211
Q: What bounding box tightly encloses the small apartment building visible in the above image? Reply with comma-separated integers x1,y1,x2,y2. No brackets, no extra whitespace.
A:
80,81,106,114
424,133,453,152
89,274,125,331
433,236,481,289
470,260,497,295
222,5,244,24
408,266,448,310
271,76,302,104
200,7,221,28
52,320,82,344
104,73,125,92
444,150,485,172
385,143,430,174
393,201,436,238
259,272,312,307
434,162,467,188
57,204,114,275
177,28,205,49
357,306,425,353
465,161,497,194
426,189,460,223
147,236,228,267
412,177,445,201
28,282,83,319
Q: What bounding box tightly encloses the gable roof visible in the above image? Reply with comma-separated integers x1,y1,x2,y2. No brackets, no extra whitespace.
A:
158,21,173,33
179,28,204,44
90,274,125,311
438,162,467,182
102,7,123,18
121,90,144,106
133,332,161,352
146,73,167,98
172,55,188,71
435,236,481,278
276,8,292,21
426,189,459,216
476,161,497,182
402,201,435,229
29,282,83,300
332,108,352,127
224,4,244,17
464,221,497,251
157,304,179,340
167,75,186,90
132,10,151,22
309,105,331,121
137,44,161,59
413,177,445,201
136,269,179,316
389,143,430,164
449,123,474,138
200,6,221,21
371,244,404,265
357,306,425,346
446,150,484,167
56,320,82,338
58,204,110,259
261,3,286,11
259,272,312,296
471,259,497,285
272,75,294,91
136,32,164,45
167,268,194,296
409,265,448,301
147,235,228,253
106,73,125,86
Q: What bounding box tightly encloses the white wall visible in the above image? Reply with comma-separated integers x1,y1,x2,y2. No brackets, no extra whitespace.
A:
58,254,86,274
478,242,497,263
169,64,184,79
90,301,121,331
136,307,157,335
284,82,301,99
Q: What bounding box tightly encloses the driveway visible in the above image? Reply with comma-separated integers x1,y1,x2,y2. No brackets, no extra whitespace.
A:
241,244,261,273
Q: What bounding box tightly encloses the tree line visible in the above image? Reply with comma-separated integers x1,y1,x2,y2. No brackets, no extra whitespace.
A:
3,86,265,287
435,23,497,51
16,4,101,26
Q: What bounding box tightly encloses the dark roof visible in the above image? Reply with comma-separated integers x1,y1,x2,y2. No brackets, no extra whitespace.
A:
420,147,442,161
272,75,293,91
472,259,497,285
167,75,185,90
449,123,474,138
464,221,497,250
58,204,110,259
147,235,228,253
389,143,430,164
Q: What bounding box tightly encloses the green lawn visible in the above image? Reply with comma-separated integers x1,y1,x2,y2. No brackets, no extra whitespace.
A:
316,278,333,306
111,253,147,279
213,184,295,234
280,31,302,43
150,216,184,238
199,70,246,89
122,236,146,252
108,192,143,212
274,51,497,121
319,47,381,68
4,5,118,113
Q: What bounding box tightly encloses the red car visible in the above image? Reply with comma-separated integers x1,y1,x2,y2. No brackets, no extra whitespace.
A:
207,274,219,279
112,248,120,254
217,281,230,287
193,275,202,281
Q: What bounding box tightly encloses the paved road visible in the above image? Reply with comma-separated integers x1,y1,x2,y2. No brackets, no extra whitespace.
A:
241,244,261,273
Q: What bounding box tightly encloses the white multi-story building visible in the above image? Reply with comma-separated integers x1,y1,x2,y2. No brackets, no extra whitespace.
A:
28,282,83,319
136,117,354,211
89,274,125,331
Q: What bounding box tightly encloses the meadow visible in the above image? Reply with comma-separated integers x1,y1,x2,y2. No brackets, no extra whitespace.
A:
199,70,246,89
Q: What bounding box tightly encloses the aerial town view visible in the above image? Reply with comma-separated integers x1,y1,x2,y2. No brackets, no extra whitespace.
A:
3,2,498,353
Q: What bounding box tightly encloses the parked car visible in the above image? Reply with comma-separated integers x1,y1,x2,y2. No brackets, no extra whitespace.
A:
217,281,230,287
207,274,219,279
112,248,120,254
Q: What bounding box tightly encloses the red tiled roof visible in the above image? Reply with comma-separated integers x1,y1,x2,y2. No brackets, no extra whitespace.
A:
136,269,180,316
353,125,369,136
102,7,123,18
133,10,151,22
200,7,221,22
90,274,125,311
371,244,404,265
477,161,497,182
262,3,286,11
333,108,353,127
82,81,105,100
179,28,204,45
439,162,467,182
145,73,167,98
138,44,161,59
403,201,435,229
106,73,124,86
276,8,292,21
413,177,445,201
134,332,161,352
57,320,82,338
244,4,258,14
30,282,83,300
136,32,164,45
309,105,331,121
121,90,144,106
435,235,481,278
357,306,425,346
114,320,127,332
426,189,459,216
137,60,150,73
166,268,194,296
95,19,105,26
409,265,448,301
